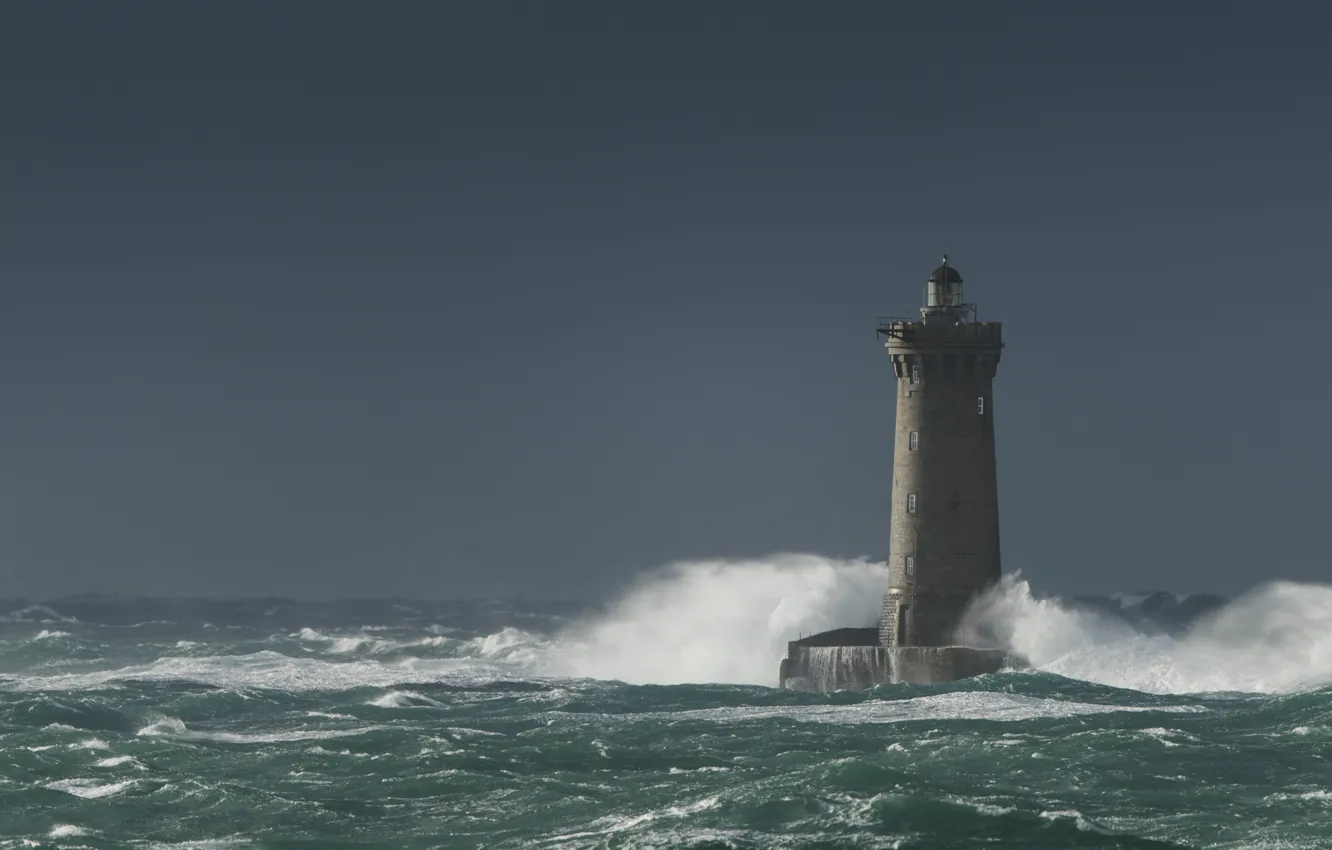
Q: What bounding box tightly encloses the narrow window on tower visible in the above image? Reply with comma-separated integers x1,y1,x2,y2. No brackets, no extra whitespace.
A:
908,431,919,451
907,493,917,515
911,364,921,384
977,397,985,415
905,555,915,577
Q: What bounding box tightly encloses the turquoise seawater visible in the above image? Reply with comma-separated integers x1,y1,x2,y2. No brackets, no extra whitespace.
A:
0,594,1329,850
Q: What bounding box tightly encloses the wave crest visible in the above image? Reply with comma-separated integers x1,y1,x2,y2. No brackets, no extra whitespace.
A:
535,554,886,685
959,576,1332,694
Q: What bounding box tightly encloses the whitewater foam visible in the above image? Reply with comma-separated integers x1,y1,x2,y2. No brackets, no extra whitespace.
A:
7,650,501,692
472,627,539,660
6,604,77,623
367,689,445,708
95,755,142,768
8,555,1331,701
137,715,386,743
296,628,378,654
959,577,1332,694
536,554,887,685
485,559,1332,694
45,778,137,799
624,691,1204,725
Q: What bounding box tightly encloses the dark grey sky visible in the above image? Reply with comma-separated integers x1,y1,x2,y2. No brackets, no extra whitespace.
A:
1,2,1328,600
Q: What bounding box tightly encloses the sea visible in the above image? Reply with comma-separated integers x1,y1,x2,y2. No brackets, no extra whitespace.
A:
2,555,1330,850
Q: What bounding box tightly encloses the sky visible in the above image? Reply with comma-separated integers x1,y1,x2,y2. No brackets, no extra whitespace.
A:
1,2,1328,600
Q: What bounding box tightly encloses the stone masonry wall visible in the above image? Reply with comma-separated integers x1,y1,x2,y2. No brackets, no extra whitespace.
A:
879,320,1003,647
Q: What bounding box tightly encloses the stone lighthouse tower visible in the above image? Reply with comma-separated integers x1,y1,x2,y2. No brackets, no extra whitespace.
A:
776,256,1012,689
877,256,1003,648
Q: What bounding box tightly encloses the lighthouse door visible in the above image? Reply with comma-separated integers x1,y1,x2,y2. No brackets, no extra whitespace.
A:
896,605,911,645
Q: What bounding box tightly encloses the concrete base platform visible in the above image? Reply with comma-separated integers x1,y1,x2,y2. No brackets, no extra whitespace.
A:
779,636,1018,691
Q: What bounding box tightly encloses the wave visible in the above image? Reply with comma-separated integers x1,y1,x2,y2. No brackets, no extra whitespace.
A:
959,576,1332,694
136,714,385,743
7,650,498,692
511,559,1332,694
292,627,455,657
94,755,141,768
8,555,1330,698
4,604,77,624
366,689,445,708
44,777,137,799
629,691,1206,725
536,554,887,685
295,627,378,654
4,555,882,690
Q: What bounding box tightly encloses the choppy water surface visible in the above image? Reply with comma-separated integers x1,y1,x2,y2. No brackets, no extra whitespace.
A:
1,558,1330,849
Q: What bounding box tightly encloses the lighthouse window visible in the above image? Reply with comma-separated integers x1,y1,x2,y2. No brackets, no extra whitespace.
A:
977,397,985,415
905,556,915,577
911,365,921,384
908,431,919,451
907,493,918,515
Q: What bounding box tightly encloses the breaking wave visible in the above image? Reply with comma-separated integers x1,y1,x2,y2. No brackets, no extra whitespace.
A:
6,556,1331,698
477,559,1332,695
478,557,1332,694
4,604,77,623
959,576,1332,694
537,554,887,685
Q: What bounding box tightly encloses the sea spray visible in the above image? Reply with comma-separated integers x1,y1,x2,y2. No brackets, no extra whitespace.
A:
471,560,1332,693
540,554,888,685
959,576,1332,693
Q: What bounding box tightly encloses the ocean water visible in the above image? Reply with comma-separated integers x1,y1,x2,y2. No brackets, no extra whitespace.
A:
2,557,1331,850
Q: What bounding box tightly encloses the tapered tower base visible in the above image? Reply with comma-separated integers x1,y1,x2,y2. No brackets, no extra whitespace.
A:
777,629,1017,691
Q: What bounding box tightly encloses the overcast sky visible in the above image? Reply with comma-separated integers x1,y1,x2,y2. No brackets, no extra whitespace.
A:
1,2,1328,600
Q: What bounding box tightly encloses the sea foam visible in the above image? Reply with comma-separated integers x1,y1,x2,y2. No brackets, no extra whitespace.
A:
538,554,887,686
958,576,1332,694
524,558,1332,694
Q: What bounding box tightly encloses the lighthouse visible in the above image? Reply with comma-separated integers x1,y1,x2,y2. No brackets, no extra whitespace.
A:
777,257,1014,689
877,257,1003,649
